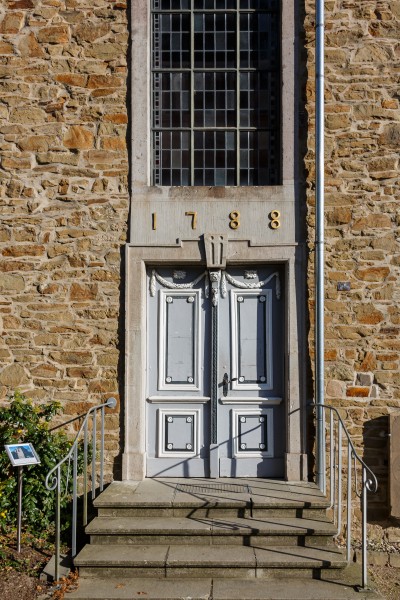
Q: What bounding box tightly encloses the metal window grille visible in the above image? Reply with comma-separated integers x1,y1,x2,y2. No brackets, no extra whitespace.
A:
151,0,280,186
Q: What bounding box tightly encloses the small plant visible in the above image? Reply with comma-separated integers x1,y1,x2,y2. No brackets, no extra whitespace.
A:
0,391,79,539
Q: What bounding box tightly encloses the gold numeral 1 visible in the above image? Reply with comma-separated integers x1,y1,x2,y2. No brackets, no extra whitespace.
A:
229,210,240,229
269,210,281,229
185,211,197,230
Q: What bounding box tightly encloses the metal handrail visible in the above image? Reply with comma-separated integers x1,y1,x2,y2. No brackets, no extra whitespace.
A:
310,402,378,589
45,397,117,581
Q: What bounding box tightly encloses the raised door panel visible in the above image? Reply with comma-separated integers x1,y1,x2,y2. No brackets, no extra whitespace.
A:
146,268,210,477
218,266,285,477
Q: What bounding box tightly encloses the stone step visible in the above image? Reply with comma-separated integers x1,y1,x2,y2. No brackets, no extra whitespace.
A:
97,505,328,519
67,576,383,600
74,543,348,580
86,515,337,547
94,480,330,520
70,482,382,598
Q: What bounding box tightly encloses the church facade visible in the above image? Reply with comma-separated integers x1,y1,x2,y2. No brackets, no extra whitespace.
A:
0,0,399,523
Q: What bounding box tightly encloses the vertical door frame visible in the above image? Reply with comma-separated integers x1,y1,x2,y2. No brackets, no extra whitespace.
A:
123,240,307,481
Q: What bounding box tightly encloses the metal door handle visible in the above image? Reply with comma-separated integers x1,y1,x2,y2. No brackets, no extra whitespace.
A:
222,373,237,397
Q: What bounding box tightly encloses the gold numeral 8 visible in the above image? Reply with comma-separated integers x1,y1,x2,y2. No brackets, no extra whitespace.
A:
229,210,240,229
269,210,281,229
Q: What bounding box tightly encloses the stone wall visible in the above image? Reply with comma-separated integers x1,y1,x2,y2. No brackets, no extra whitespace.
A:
305,0,400,518
0,0,130,470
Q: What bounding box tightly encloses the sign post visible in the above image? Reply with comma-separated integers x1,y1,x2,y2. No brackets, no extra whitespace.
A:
17,466,23,552
4,443,40,552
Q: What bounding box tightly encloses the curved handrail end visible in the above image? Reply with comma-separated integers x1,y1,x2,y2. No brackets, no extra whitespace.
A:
106,397,117,409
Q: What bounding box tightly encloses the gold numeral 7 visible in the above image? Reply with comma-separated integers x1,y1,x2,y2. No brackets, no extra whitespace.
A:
185,211,197,230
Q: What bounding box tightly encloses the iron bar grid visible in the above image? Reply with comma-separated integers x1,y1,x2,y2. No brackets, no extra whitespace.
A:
151,0,280,185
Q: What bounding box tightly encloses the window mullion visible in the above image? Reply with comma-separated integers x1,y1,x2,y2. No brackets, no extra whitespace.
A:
236,0,240,186
190,0,194,186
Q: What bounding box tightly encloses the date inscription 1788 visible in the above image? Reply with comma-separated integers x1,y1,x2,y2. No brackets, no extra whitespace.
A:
151,210,282,231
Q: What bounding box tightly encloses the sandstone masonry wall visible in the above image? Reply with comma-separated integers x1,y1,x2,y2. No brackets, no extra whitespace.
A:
305,0,400,517
0,0,129,469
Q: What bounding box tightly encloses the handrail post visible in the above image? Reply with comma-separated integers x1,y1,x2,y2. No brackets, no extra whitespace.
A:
72,444,78,557
100,405,105,492
329,410,334,508
362,467,368,588
83,419,88,527
91,408,97,500
55,466,61,582
346,442,352,563
336,422,342,536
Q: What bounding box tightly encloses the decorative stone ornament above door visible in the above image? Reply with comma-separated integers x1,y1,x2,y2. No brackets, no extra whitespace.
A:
204,234,227,269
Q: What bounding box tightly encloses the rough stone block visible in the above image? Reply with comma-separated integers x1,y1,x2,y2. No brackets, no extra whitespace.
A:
63,126,94,150
37,25,70,44
355,267,390,282
0,12,24,33
69,283,98,301
389,554,400,568
346,387,370,398
357,373,374,386
354,304,384,325
0,364,30,387
0,274,25,292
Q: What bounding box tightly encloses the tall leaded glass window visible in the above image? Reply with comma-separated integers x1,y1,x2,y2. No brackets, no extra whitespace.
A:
152,0,280,186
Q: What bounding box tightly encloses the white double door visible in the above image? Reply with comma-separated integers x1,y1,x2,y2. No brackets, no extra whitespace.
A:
146,266,285,477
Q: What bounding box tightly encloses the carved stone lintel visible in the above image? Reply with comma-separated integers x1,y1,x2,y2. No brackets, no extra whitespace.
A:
204,234,227,269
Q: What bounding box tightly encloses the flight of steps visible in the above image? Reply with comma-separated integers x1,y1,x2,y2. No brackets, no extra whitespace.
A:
68,479,381,599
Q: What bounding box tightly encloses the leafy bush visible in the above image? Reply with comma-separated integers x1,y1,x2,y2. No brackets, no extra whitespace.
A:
0,391,79,538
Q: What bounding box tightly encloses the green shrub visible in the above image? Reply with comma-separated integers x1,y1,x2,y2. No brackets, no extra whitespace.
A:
0,391,80,538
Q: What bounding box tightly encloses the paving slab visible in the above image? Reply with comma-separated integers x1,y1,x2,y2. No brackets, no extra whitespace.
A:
172,489,250,507
67,578,212,600
254,544,346,568
66,577,382,600
40,553,71,582
212,578,383,599
166,544,257,568
74,544,169,567
86,516,213,536
94,480,176,507
210,516,336,535
93,482,141,507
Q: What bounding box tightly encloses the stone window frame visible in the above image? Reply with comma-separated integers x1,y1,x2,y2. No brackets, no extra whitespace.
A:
130,0,298,192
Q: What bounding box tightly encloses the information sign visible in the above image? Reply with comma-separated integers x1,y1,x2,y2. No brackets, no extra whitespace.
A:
5,443,40,467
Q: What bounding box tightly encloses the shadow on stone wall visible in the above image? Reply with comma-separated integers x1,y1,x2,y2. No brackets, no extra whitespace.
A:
113,5,133,482
363,414,389,522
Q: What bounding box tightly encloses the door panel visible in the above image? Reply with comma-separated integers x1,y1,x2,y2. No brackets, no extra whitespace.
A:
218,266,285,477
230,289,273,391
146,268,210,477
158,289,202,391
146,265,285,478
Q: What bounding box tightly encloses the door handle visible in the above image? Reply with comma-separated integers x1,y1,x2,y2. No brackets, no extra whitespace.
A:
222,373,238,397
